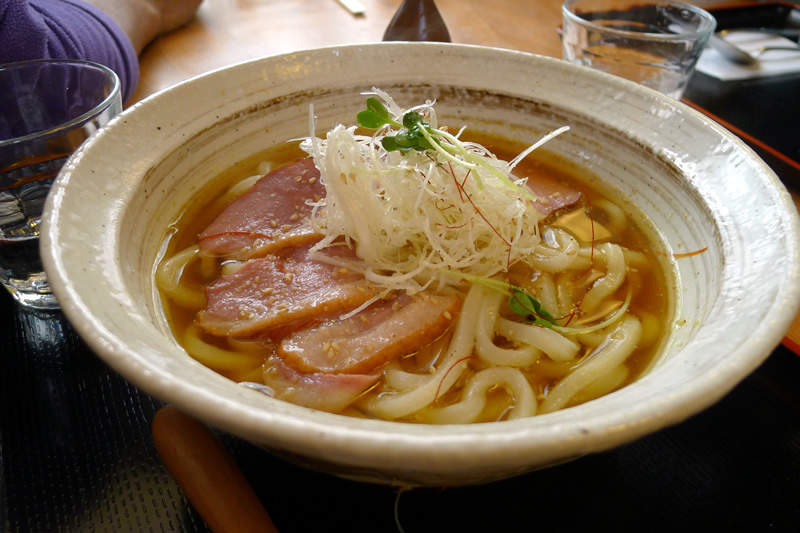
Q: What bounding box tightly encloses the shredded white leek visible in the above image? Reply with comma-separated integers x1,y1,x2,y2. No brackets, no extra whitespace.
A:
300,88,569,293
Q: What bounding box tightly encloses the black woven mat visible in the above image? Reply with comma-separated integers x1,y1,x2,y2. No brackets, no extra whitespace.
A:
2,284,799,532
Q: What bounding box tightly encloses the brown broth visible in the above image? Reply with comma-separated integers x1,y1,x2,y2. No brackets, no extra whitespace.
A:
158,136,673,420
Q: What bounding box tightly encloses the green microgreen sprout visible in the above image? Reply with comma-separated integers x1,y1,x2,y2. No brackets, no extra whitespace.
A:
356,96,402,129
357,97,435,153
509,288,555,329
440,271,556,330
356,96,543,202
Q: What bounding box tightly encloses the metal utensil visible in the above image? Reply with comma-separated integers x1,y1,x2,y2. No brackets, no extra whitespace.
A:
710,33,800,65
720,28,800,42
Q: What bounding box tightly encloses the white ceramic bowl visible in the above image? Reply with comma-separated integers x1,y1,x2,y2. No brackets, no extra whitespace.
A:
41,43,800,487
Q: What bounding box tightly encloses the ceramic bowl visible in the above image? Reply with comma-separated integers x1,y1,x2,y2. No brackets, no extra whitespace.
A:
41,43,800,487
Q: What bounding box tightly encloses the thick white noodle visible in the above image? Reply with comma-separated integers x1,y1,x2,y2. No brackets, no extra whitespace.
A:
363,283,483,419
475,287,540,367
222,174,261,204
421,367,537,424
540,314,642,413
155,244,197,290
381,334,450,390
621,249,650,270
382,360,432,391
529,229,582,273
580,243,626,314
182,325,263,371
592,198,627,235
495,317,579,362
528,272,562,321
155,245,206,309
574,329,608,349
571,247,594,270
576,364,629,403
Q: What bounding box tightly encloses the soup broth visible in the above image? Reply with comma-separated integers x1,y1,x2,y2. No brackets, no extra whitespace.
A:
157,133,672,424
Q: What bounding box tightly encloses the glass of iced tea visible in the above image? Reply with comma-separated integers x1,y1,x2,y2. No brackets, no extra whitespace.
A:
561,0,716,99
0,59,122,310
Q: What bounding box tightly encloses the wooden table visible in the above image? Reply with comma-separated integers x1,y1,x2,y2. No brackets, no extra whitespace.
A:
132,0,569,104
131,0,742,104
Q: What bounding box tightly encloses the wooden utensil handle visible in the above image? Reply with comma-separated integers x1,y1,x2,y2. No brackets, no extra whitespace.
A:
152,406,278,533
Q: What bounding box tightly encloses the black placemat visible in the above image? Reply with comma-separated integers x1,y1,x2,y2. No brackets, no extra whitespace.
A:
2,285,799,532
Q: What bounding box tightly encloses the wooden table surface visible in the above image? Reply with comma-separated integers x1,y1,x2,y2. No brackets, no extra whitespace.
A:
131,0,566,104
131,0,800,350
132,0,747,105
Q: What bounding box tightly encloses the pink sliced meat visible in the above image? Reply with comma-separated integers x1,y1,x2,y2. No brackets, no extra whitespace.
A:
198,244,378,337
263,356,379,413
278,291,462,375
526,173,582,216
199,159,325,259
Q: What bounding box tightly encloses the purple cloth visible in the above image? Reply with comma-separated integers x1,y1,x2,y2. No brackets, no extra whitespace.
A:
0,0,138,102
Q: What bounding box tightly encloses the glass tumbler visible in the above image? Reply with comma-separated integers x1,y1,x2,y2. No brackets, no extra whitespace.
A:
0,59,122,310
561,0,716,99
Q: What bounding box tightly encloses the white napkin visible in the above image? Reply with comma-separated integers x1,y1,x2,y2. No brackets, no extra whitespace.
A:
695,31,800,81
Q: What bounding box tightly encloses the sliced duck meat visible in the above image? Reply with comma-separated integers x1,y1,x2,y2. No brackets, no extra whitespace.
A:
277,291,462,375
525,173,582,216
263,355,380,413
198,244,378,337
199,159,325,259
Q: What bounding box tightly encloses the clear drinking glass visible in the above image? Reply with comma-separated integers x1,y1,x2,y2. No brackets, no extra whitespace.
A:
0,59,122,310
561,0,716,99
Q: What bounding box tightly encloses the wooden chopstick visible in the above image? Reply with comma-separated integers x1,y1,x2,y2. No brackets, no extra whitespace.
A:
152,406,279,533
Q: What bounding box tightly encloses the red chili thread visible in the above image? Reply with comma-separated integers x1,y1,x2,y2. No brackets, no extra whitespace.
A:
672,247,708,258
434,356,473,403
446,161,466,202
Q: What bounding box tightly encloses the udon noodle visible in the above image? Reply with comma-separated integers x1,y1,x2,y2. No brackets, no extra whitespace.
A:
156,90,671,424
